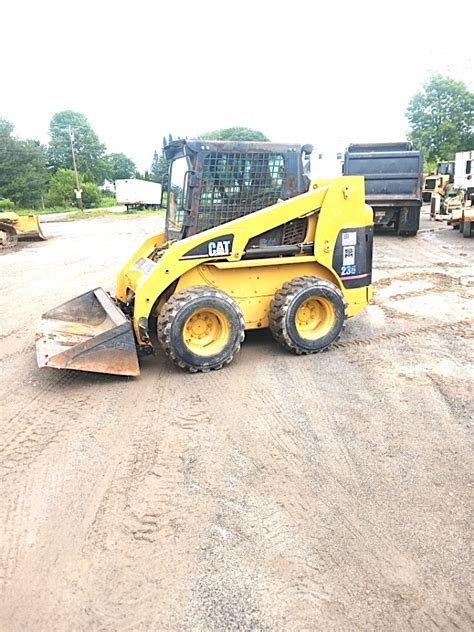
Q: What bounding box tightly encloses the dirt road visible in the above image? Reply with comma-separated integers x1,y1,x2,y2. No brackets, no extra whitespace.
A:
1,216,473,630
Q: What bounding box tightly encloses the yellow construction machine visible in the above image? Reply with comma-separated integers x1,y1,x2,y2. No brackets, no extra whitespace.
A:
458,205,474,238
36,140,373,376
0,211,46,247
423,160,455,205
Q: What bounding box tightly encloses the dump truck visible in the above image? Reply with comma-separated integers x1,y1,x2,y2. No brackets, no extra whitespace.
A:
36,140,373,377
343,142,423,235
0,211,46,248
115,179,162,211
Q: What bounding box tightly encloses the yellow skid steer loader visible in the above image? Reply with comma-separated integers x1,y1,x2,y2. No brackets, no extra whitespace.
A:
0,211,46,247
36,140,373,376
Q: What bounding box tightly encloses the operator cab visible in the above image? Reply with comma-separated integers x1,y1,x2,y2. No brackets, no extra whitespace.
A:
163,139,312,242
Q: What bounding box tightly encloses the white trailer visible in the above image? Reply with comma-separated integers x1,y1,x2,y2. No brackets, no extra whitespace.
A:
454,151,474,204
115,179,162,211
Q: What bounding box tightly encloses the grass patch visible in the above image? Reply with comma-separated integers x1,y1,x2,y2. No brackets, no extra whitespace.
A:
15,206,77,216
14,196,117,216
99,196,118,207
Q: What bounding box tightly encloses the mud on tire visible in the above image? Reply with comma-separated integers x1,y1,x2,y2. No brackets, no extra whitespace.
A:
269,276,345,354
157,286,245,372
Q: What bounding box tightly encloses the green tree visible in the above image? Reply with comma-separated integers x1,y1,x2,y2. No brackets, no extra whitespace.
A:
406,75,474,163
48,110,110,184
46,168,101,208
150,149,169,183
46,169,76,207
0,118,49,208
81,181,101,208
200,127,269,141
107,152,136,180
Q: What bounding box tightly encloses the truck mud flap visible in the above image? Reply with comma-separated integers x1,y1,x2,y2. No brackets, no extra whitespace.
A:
36,288,140,377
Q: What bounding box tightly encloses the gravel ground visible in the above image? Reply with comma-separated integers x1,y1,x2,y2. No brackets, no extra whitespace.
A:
0,213,473,630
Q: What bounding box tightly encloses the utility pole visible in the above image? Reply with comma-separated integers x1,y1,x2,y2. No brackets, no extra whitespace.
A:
68,126,84,212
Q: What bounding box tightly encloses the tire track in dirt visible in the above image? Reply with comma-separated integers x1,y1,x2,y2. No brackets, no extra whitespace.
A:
1,370,159,625
65,365,224,630
333,320,473,351
0,370,80,466
1,222,473,629
260,352,473,629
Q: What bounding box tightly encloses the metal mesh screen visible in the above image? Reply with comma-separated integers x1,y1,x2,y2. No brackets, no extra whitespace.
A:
197,152,285,232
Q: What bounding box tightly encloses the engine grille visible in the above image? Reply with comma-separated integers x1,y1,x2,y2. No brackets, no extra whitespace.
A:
282,218,307,244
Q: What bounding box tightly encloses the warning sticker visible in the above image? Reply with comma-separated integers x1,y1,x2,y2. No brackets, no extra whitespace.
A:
342,231,357,246
134,257,155,276
343,245,355,266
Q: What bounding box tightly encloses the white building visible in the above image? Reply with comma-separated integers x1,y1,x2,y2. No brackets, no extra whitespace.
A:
311,146,345,179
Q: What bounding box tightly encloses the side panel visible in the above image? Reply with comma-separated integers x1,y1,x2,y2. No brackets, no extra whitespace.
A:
332,226,373,290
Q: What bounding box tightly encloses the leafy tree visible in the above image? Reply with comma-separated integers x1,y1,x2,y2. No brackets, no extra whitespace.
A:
46,168,101,208
48,110,110,184
406,75,474,163
46,169,76,207
150,149,169,183
200,127,269,141
81,182,101,208
133,170,151,181
0,118,49,208
107,152,136,180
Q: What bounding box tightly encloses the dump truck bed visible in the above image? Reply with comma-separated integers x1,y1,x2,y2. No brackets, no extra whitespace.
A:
344,149,423,205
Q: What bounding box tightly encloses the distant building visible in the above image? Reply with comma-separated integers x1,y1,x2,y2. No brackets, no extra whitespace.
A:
311,147,345,179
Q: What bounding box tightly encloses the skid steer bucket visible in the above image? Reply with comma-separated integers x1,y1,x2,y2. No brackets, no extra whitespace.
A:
36,288,140,376
16,214,46,240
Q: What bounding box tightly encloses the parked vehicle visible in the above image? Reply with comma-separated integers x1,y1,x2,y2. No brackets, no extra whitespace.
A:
422,160,455,204
36,139,373,377
343,143,423,236
0,211,46,248
115,179,162,211
454,151,474,205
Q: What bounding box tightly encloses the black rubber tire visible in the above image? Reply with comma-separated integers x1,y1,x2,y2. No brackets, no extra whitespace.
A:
269,276,345,354
0,223,18,248
459,218,464,234
463,220,471,238
157,286,245,372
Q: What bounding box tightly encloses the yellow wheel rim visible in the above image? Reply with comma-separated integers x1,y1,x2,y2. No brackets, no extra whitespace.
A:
295,297,335,340
183,308,230,356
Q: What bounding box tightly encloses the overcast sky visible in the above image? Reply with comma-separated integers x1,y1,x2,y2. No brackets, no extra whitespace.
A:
3,0,473,171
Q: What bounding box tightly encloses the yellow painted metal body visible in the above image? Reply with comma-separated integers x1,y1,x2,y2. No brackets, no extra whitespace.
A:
423,174,450,196
116,176,373,348
463,206,474,222
0,211,46,240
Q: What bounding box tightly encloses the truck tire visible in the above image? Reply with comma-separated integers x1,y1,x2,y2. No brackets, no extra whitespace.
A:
157,286,245,372
463,220,472,238
269,276,345,354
